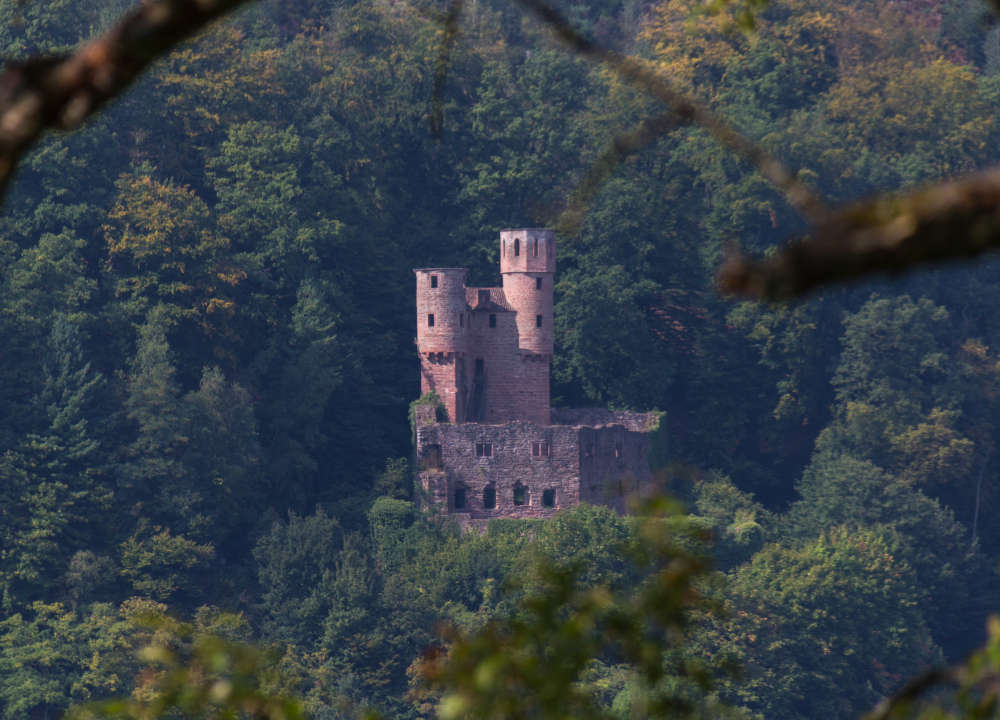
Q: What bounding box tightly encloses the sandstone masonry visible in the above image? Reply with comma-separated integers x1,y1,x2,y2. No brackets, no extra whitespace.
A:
414,229,660,523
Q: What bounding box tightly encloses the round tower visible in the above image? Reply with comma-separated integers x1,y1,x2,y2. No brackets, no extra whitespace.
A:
499,229,555,355
415,268,469,355
415,268,469,422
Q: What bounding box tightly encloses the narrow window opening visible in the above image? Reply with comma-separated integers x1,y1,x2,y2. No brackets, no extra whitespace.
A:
536,315,543,328
515,238,520,256
536,277,542,290
427,314,435,327
542,489,555,507
454,487,466,510
431,275,438,288
475,358,484,376
483,485,496,510
476,442,493,457
513,482,527,506
489,314,497,328
424,444,442,469
532,442,549,458
533,238,538,257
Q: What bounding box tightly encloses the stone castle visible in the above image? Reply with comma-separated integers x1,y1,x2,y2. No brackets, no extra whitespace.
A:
413,229,660,522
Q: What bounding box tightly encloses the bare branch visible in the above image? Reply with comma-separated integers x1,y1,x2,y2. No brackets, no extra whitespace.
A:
718,167,1000,300
514,0,831,225
0,0,253,197
863,665,961,720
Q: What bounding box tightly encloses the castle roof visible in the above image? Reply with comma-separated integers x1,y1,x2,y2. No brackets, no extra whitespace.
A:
466,287,513,311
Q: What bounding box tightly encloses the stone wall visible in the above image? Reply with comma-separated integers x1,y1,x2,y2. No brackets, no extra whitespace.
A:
417,421,579,521
468,309,549,425
550,408,661,432
577,424,651,513
416,417,654,523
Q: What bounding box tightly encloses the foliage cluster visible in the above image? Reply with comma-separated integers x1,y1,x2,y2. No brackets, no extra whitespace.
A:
3,0,1000,716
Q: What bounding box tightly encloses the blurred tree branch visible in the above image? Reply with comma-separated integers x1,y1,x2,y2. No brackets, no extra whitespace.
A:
3,0,1000,298
0,0,252,197
718,167,1000,300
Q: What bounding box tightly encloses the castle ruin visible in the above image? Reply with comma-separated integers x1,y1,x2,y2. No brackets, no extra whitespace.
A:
414,229,660,522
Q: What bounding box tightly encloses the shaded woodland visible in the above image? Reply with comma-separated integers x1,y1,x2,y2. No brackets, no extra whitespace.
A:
4,0,1000,716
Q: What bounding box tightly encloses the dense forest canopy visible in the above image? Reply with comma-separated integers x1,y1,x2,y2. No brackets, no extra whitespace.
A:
4,0,1000,716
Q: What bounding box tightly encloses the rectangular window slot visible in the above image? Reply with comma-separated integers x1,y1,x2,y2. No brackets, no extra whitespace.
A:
431,275,438,288
483,485,496,509
533,238,538,257
489,314,496,328
454,488,466,509
428,314,434,327
424,444,442,469
476,442,493,457
532,442,549,458
536,315,542,328
542,489,555,507
536,277,542,290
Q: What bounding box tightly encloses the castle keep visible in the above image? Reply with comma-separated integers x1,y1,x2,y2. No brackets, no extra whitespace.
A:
414,229,659,522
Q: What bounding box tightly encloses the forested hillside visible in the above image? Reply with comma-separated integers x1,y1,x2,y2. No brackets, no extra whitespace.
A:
2,0,1000,716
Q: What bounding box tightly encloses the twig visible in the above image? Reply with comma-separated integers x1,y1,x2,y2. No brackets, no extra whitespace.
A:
718,166,1000,300
864,665,961,720
0,0,253,197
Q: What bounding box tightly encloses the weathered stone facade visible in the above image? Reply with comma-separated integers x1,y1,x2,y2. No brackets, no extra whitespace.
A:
415,229,555,425
414,229,660,523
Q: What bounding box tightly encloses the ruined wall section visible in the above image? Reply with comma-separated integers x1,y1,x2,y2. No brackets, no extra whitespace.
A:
575,424,653,513
417,421,582,520
551,408,661,432
416,419,654,522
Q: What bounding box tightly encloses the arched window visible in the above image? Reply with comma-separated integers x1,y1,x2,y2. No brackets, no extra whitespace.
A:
514,238,520,256
513,482,528,506
483,484,496,510
454,487,467,510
